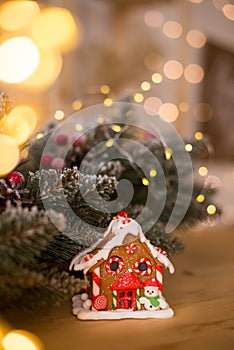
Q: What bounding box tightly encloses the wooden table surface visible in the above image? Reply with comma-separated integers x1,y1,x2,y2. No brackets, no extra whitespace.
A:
4,225,234,350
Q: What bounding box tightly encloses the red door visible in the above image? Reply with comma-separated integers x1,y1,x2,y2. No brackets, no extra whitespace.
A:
117,290,136,310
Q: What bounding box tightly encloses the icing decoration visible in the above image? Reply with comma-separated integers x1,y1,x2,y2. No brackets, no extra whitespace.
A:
93,294,107,310
83,254,94,262
113,210,128,220
110,270,144,291
106,256,124,275
92,267,100,308
156,247,167,256
134,258,152,276
155,264,163,293
125,243,137,254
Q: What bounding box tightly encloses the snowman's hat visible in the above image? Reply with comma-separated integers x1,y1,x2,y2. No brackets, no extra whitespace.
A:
144,278,159,288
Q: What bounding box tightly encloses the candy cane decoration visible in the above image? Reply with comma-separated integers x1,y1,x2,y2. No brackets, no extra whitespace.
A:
125,243,137,254
112,290,117,310
92,267,100,310
155,264,163,295
136,289,141,310
134,258,152,276
106,256,124,275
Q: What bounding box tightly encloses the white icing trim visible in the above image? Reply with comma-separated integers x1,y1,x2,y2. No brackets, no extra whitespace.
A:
74,308,174,320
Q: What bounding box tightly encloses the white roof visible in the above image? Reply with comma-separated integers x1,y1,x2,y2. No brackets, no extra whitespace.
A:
69,217,175,274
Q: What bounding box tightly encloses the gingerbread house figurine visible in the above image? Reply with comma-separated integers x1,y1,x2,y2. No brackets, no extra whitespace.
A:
70,211,175,320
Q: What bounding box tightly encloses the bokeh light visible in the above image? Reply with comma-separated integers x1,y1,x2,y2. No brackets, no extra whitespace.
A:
2,329,44,350
30,7,79,52
222,4,234,20
54,110,65,121
185,143,193,152
199,166,208,176
100,84,110,94
144,10,164,28
149,169,157,177
212,0,228,11
144,52,163,71
163,21,183,39
165,147,173,160
142,177,149,186
179,102,189,112
184,64,204,84
22,48,62,90
190,0,204,3
134,93,144,103
207,204,217,215
163,60,183,80
144,97,162,115
196,194,205,203
141,81,151,91
72,100,83,111
195,131,204,140
0,1,40,31
104,97,113,106
193,103,213,122
0,36,40,84
0,113,30,146
159,103,179,122
7,105,37,135
186,29,206,48
151,72,163,84
0,135,20,176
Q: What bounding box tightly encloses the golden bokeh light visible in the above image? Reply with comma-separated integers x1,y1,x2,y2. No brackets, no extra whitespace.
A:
0,1,40,31
98,117,105,124
2,330,44,350
151,72,163,84
149,169,157,177
144,10,164,28
134,93,144,103
144,52,163,71
142,177,149,186
22,48,62,90
0,135,20,176
186,29,206,48
72,100,83,111
184,64,204,84
105,139,114,148
185,143,193,152
0,113,30,146
195,131,204,140
75,124,83,131
0,36,40,84
196,194,205,203
222,4,234,21
54,110,65,121
144,97,162,115
165,147,173,160
30,7,79,52
104,97,113,106
159,103,179,122
163,60,183,80
199,166,208,176
193,103,213,122
189,0,204,3
179,102,189,112
112,124,122,133
100,84,110,94
163,21,183,39
207,204,217,215
141,81,151,91
7,105,37,135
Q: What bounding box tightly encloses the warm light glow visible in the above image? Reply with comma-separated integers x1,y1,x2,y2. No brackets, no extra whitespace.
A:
222,4,234,21
0,113,31,146
207,204,217,215
189,0,204,3
30,7,79,52
0,1,40,31
0,37,39,84
213,0,227,11
186,30,206,48
100,84,110,94
98,117,105,124
104,97,113,106
54,110,65,121
112,124,122,133
72,100,83,111
184,64,204,84
144,97,162,115
8,105,37,135
105,140,114,148
185,143,193,152
163,21,183,39
0,135,20,176
144,10,164,28
142,177,149,186
22,48,62,90
193,103,213,122
149,169,157,177
2,330,43,350
165,147,173,160
144,52,163,71
179,102,189,112
151,73,163,84
159,103,179,122
75,124,83,131
199,166,208,176
134,93,144,103
196,194,205,203
36,133,44,140
141,81,151,91
195,131,203,140
163,60,183,80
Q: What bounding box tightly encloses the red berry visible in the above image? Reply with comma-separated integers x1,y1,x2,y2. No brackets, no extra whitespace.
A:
72,134,86,147
41,153,54,168
7,171,25,184
55,133,68,146
51,157,66,170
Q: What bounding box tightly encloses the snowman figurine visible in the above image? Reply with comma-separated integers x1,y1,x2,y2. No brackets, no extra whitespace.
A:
140,278,168,311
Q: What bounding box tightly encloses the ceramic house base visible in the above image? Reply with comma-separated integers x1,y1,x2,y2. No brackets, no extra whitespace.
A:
70,212,175,320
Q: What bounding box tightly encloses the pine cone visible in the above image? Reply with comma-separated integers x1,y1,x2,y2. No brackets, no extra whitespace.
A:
0,180,21,213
